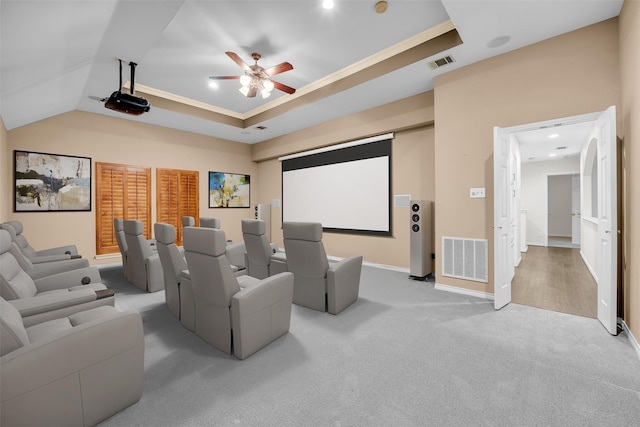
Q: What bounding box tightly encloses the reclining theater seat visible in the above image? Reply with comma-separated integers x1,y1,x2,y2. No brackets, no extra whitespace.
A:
242,219,288,280
183,226,294,359
154,222,194,331
0,299,144,427
3,220,80,261
123,219,164,293
0,230,114,327
199,217,220,229
114,218,132,281
0,224,90,280
283,222,363,314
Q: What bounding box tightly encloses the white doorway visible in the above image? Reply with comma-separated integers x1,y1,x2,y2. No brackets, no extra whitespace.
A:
493,107,618,335
547,173,580,249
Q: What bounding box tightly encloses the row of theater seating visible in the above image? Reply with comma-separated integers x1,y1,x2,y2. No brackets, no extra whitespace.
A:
0,217,363,424
0,221,144,426
147,217,363,359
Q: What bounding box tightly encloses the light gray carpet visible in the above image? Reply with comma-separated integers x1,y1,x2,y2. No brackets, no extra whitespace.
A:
97,264,640,426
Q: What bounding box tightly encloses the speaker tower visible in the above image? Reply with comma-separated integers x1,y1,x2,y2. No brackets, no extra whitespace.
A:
255,203,272,242
410,200,433,279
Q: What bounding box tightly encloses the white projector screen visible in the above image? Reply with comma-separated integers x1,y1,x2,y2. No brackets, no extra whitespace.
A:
281,138,392,235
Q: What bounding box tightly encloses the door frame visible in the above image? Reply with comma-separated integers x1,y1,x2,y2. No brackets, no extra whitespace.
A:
493,109,617,334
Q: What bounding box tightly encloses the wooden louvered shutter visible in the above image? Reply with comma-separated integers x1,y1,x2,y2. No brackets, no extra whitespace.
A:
156,168,199,245
96,162,152,255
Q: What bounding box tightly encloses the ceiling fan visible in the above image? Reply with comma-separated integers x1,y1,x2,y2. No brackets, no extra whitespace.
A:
209,51,296,99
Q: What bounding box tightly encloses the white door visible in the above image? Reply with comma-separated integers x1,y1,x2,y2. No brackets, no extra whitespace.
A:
494,126,512,310
596,106,617,335
571,174,581,245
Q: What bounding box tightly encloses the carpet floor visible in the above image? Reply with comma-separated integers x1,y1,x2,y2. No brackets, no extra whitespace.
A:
97,263,640,426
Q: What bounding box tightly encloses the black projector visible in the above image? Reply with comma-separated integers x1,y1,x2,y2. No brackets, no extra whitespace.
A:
104,91,151,116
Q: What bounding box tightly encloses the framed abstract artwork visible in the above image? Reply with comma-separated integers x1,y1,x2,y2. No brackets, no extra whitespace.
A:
208,171,250,208
14,150,92,212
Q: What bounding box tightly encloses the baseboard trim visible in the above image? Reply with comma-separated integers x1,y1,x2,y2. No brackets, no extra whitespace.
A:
434,282,494,301
621,320,640,361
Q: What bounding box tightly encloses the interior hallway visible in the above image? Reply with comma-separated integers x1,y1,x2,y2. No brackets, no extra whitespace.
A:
512,245,597,318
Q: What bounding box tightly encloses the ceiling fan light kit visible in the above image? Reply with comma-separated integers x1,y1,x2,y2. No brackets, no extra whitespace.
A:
210,51,296,99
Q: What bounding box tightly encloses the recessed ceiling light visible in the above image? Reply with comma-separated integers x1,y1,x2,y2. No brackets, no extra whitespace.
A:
549,133,559,138
208,81,218,89
487,35,510,48
549,153,557,157
322,0,334,10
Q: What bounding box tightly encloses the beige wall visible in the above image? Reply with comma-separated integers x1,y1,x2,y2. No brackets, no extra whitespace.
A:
6,111,257,264
0,117,8,222
252,92,435,268
620,1,640,343
434,18,621,295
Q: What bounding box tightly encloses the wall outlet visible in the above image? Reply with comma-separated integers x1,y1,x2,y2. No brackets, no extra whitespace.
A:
470,188,485,198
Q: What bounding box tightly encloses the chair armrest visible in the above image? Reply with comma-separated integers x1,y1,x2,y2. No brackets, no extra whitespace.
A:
35,245,78,257
226,242,246,268
328,256,363,280
26,258,90,280
28,253,72,264
8,289,97,318
232,272,293,318
33,267,102,293
327,256,363,314
0,309,144,407
145,253,164,292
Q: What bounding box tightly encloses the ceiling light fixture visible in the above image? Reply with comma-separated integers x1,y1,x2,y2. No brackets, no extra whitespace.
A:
549,133,559,138
239,70,274,99
549,153,557,157
322,0,335,10
375,1,388,14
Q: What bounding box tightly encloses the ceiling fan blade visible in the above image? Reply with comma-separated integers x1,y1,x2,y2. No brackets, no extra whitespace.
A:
272,80,296,94
225,51,251,72
209,75,241,80
246,86,258,98
264,62,293,77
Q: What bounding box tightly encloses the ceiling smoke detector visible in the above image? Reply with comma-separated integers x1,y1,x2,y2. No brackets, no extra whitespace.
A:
428,55,455,70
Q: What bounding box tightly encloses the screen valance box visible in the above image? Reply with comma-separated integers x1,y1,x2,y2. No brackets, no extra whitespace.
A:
14,150,92,212
281,134,393,236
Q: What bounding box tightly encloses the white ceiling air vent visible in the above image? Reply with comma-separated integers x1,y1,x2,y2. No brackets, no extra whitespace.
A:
428,55,455,70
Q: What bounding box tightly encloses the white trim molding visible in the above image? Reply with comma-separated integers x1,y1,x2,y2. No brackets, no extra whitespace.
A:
621,320,640,361
434,282,495,300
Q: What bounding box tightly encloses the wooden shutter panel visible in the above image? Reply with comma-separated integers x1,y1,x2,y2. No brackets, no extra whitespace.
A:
96,162,151,255
156,168,199,245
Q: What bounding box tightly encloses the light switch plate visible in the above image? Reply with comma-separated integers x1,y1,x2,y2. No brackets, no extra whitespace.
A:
470,188,485,198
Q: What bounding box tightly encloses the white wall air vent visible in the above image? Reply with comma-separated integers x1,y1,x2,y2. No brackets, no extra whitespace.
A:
442,237,488,283
428,55,455,70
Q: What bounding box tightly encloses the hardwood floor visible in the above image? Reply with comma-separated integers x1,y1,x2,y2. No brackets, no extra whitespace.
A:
512,245,597,318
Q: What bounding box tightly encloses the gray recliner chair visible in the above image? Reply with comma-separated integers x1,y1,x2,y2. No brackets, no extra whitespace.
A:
183,226,294,359
0,229,114,327
283,222,363,314
114,218,132,281
3,220,80,262
242,219,288,279
0,224,90,280
123,220,164,293
199,217,221,229
1,299,144,427
154,222,194,331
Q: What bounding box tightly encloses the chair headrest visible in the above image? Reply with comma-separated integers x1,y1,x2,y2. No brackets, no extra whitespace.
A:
0,224,16,241
4,221,22,235
199,217,221,229
0,230,12,254
154,223,176,244
123,220,144,235
283,222,323,242
113,218,124,231
182,216,195,227
183,227,227,257
242,219,265,236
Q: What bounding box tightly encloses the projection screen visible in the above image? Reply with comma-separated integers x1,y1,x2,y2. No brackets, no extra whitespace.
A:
281,134,392,236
